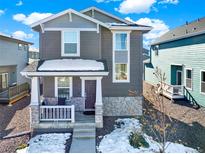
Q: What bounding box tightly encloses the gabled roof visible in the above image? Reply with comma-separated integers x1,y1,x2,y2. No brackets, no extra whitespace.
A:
0,33,33,45
30,7,152,32
152,17,205,45
31,8,109,29
80,6,131,24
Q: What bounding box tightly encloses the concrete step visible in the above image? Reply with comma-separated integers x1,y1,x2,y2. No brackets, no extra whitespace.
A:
74,123,95,129
74,128,95,133
73,131,95,138
73,133,95,139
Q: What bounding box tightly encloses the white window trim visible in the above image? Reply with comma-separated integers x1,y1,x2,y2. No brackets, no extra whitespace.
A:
200,70,205,95
185,68,193,90
112,31,130,83
55,77,73,98
61,30,80,57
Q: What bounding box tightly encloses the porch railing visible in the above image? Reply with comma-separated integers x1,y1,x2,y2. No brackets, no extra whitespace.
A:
40,105,75,122
0,83,29,103
161,82,184,96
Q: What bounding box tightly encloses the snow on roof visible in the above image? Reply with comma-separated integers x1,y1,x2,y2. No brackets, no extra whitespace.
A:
38,59,105,71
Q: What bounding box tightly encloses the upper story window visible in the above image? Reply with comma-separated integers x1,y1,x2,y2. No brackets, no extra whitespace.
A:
18,44,23,50
24,45,28,51
113,31,130,83
185,68,192,90
200,71,205,94
115,33,127,51
61,31,80,57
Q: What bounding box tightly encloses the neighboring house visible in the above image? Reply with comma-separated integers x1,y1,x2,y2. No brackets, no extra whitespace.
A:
143,48,150,61
29,48,40,64
145,17,205,107
0,33,32,92
21,7,151,128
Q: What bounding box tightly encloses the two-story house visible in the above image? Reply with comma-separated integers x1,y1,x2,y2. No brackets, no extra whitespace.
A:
145,17,205,108
0,33,32,103
21,7,152,128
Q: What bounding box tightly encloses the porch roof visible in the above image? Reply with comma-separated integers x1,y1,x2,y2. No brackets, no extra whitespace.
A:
21,59,109,76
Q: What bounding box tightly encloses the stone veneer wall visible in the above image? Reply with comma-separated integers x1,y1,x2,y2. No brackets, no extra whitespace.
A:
69,97,85,111
30,105,39,128
103,97,142,116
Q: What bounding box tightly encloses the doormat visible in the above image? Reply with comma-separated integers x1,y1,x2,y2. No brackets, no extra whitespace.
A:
83,111,95,115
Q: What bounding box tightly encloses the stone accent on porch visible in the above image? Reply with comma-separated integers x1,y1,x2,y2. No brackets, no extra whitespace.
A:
103,96,143,116
30,105,40,128
68,97,85,111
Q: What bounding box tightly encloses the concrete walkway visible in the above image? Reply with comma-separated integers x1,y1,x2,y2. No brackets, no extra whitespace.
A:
69,123,96,153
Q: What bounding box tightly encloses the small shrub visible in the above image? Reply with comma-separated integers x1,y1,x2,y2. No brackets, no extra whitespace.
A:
16,143,28,150
129,133,149,149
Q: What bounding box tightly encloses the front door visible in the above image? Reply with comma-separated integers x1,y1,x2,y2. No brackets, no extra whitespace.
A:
85,80,96,110
176,71,182,85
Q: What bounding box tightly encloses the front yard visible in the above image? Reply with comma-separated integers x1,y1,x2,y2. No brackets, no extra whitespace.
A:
97,118,198,153
0,96,30,153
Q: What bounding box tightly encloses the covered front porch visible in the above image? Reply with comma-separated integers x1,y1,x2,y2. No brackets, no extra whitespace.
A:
21,59,109,128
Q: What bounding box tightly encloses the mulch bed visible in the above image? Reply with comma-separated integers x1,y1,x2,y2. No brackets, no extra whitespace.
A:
0,96,31,153
143,81,205,152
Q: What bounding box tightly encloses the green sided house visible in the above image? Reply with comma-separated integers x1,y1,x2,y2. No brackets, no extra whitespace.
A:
145,17,205,108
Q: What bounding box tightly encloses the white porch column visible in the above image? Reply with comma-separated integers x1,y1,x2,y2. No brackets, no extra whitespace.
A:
95,77,103,128
30,77,40,128
31,77,40,105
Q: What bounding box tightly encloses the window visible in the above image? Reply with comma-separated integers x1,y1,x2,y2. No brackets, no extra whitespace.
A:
0,73,8,90
18,44,23,50
115,64,128,80
115,33,127,50
24,45,28,51
113,32,130,83
62,31,80,56
201,71,205,94
185,69,192,89
55,77,72,99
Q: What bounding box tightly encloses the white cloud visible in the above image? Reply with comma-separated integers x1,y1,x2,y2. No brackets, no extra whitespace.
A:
12,31,34,40
126,17,169,47
95,0,121,3
16,0,23,6
13,12,53,25
0,10,5,16
159,0,179,4
115,0,156,14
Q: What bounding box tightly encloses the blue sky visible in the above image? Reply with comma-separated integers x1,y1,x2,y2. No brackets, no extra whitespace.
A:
0,0,205,49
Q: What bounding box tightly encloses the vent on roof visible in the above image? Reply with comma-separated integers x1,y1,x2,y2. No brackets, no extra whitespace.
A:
186,21,189,25
186,29,188,34
193,27,197,31
173,34,175,37
197,18,200,22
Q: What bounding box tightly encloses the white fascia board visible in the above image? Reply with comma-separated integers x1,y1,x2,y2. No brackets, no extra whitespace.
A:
21,71,109,77
110,26,153,31
31,9,109,29
81,6,131,24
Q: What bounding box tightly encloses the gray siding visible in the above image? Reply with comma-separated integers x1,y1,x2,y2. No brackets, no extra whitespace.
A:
101,28,143,97
83,10,122,23
0,39,28,84
40,31,100,60
43,77,55,97
44,14,97,28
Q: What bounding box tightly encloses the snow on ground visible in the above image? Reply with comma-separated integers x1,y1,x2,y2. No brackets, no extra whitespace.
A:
38,59,105,71
16,133,71,153
97,118,198,153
